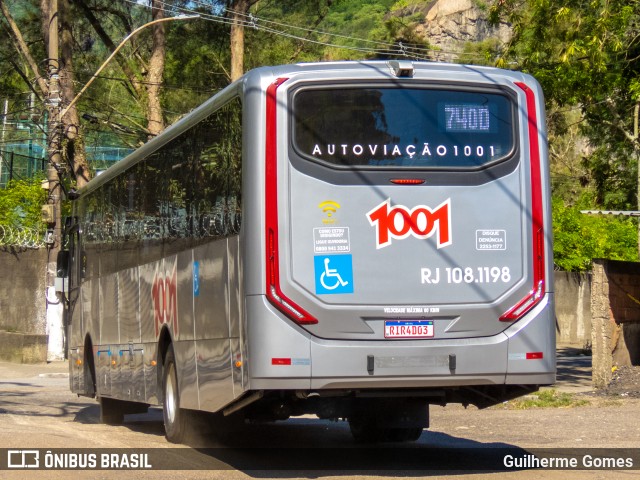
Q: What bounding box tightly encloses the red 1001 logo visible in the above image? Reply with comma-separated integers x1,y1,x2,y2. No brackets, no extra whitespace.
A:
366,198,452,249
152,262,179,338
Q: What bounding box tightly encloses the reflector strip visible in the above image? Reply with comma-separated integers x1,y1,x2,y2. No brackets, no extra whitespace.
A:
271,358,292,365
500,82,546,322
526,352,544,360
265,78,318,325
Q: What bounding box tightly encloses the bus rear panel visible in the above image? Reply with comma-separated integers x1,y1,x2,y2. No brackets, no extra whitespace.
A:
243,62,554,432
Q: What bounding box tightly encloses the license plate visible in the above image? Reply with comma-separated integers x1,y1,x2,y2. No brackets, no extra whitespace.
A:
384,320,434,339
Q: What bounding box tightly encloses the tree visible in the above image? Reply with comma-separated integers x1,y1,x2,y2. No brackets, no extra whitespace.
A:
57,0,90,186
490,0,640,254
147,0,167,135
229,0,257,81
228,0,337,80
75,0,172,139
1,0,89,186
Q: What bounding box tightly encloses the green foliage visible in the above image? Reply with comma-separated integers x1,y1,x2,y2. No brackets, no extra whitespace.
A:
458,38,503,66
552,196,638,271
0,0,44,97
491,1,640,268
490,0,640,211
499,389,589,409
0,175,47,232
164,18,231,119
247,0,406,63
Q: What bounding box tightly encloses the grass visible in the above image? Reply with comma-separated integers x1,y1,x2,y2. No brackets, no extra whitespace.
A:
499,389,589,409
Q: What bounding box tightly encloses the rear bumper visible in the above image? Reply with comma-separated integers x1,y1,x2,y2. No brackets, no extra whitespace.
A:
246,294,555,391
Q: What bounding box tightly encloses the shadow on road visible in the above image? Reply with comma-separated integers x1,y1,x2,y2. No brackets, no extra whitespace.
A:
73,405,527,475
556,346,592,392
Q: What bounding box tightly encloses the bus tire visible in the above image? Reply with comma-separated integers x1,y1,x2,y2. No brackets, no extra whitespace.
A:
162,346,189,443
99,397,124,425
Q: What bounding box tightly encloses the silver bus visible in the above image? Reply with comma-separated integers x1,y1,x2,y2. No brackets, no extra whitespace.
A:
61,61,555,443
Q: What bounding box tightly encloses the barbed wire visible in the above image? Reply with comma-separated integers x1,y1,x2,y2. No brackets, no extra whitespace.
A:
0,225,45,249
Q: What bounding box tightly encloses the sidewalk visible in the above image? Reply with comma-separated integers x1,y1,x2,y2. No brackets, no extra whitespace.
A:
0,359,68,380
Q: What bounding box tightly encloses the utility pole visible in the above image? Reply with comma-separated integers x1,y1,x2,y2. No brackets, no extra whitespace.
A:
635,101,640,259
45,0,65,361
0,99,7,184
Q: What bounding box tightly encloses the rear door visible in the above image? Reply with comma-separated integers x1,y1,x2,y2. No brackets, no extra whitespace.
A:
270,66,545,341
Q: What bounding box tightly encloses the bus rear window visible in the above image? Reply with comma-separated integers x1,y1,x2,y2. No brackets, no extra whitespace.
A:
292,87,515,169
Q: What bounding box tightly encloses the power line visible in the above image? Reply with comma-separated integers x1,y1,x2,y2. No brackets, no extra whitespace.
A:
71,73,221,93
120,0,476,62
219,2,427,50
218,2,494,60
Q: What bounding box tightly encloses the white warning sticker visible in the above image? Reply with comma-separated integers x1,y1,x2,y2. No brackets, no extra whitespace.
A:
476,229,507,251
313,227,351,254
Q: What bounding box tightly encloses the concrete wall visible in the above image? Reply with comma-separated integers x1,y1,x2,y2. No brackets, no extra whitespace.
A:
555,271,591,346
0,248,47,334
591,259,640,388
0,331,47,363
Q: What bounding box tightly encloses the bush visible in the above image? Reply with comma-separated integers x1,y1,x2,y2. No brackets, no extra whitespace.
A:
552,196,638,271
0,176,47,232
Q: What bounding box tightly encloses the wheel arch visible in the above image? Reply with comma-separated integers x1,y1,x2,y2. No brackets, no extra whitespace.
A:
156,326,173,401
83,333,96,397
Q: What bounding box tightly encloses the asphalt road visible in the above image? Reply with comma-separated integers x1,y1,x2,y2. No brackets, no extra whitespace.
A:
1,355,639,480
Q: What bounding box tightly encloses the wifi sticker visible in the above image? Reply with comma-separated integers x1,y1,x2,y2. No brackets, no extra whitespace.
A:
318,200,341,224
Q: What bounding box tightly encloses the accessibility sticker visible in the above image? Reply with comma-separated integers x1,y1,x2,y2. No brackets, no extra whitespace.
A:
314,254,354,295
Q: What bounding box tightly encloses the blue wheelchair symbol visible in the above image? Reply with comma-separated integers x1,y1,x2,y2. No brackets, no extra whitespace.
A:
314,255,354,294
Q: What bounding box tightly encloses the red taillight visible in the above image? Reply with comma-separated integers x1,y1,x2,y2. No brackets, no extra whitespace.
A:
501,82,546,322
526,352,544,360
265,78,317,325
500,280,544,321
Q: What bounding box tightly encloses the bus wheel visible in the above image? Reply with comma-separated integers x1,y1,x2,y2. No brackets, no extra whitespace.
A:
162,346,188,443
99,397,124,425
